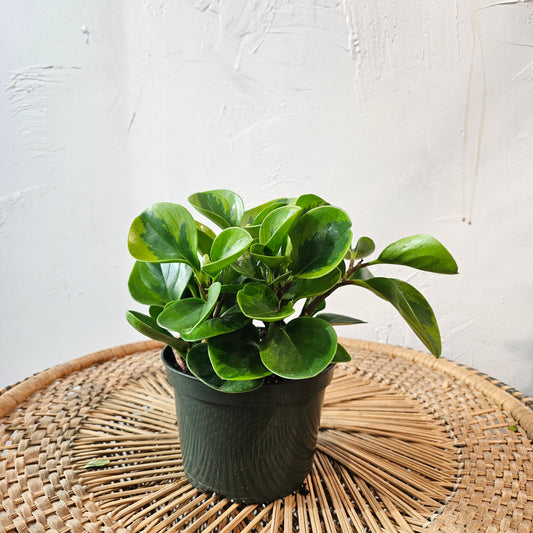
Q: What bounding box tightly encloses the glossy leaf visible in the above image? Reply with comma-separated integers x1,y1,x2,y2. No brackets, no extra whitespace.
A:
351,277,442,356
179,305,250,342
202,227,253,277
348,266,374,281
125,310,188,354
354,236,375,259
149,305,164,320
259,205,302,253
128,203,200,269
249,243,287,268
208,325,271,380
377,234,458,274
337,256,346,276
241,224,260,239
186,343,264,392
237,282,295,321
241,198,289,226
316,313,365,325
280,236,293,258
260,317,337,379
289,206,352,279
196,222,216,256
128,261,192,307
295,194,329,213
188,189,244,229
220,284,243,295
292,269,341,300
331,343,351,362
157,282,221,337
231,252,264,281
218,261,243,286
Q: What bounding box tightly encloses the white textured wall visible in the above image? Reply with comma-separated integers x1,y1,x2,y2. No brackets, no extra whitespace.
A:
1,1,533,394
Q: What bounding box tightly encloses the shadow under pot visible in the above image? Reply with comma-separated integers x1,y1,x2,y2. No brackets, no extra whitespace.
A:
161,345,334,504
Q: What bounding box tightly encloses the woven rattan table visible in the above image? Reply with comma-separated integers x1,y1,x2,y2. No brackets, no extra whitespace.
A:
1,339,532,533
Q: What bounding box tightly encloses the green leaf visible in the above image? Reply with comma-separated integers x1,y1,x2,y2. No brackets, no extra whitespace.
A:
128,261,192,307
237,283,295,322
295,194,329,213
202,227,253,277
260,317,337,379
208,325,271,380
250,199,293,225
249,243,287,268
125,310,188,354
241,198,290,226
331,343,351,362
351,277,442,356
218,262,243,286
377,234,458,274
149,305,164,320
84,459,110,469
157,282,221,337
196,221,216,256
188,189,244,229
315,313,365,325
348,266,374,281
231,252,264,281
220,284,243,295
259,205,302,253
509,424,518,432
128,203,200,269
354,236,375,259
241,224,260,239
178,305,250,342
187,343,264,392
289,206,352,279
292,269,341,300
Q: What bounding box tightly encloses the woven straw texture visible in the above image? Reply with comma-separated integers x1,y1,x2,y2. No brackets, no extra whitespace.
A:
1,338,532,532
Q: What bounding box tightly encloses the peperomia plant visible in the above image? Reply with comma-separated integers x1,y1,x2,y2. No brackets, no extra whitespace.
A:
127,190,457,392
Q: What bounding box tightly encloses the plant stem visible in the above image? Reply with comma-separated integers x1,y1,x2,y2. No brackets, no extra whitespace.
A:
212,297,223,318
277,280,293,300
302,279,353,317
345,259,375,279
200,285,208,299
345,259,361,278
176,353,187,371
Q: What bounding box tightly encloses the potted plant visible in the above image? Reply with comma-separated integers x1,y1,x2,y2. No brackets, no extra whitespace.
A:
126,189,458,503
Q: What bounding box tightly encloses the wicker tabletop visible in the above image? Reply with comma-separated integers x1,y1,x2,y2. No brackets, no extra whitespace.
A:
1,338,532,533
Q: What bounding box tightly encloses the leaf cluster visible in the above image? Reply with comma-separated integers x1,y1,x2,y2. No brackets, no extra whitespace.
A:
127,190,458,392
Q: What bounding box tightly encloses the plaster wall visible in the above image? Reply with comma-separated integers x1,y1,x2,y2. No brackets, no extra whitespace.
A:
1,1,533,394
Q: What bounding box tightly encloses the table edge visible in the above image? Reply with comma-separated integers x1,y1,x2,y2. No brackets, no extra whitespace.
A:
341,338,533,441
0,339,163,417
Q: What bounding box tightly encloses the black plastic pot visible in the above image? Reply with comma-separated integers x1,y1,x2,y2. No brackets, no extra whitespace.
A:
161,345,334,504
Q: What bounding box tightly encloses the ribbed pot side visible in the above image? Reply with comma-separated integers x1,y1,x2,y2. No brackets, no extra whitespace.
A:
161,345,334,504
